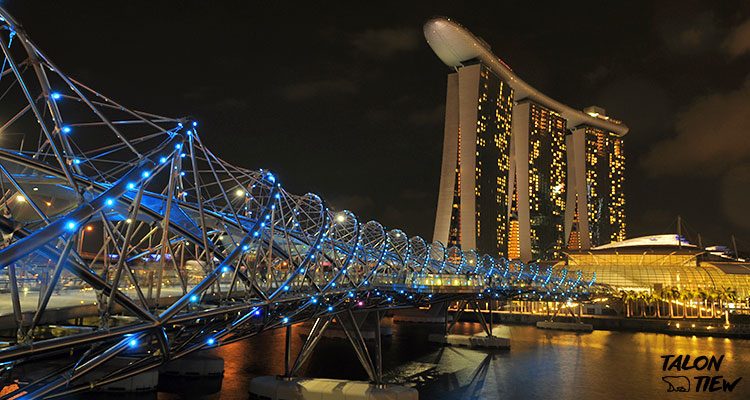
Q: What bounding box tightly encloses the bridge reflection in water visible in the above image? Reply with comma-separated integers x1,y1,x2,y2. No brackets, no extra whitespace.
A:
0,7,602,399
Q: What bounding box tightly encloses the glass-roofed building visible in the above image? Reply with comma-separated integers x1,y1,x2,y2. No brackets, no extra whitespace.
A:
557,234,750,298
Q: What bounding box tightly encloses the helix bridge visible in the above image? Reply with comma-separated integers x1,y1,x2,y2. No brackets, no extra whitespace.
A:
0,8,603,398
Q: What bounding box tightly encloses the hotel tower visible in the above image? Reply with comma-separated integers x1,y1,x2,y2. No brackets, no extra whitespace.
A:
426,17,628,261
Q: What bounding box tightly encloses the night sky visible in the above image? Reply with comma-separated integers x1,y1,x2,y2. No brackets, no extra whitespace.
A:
6,1,750,249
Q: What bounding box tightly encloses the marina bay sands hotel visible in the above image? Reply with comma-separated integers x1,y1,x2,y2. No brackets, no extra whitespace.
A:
426,17,628,262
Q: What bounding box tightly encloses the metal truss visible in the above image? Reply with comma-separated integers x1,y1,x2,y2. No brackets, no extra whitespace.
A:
0,8,601,398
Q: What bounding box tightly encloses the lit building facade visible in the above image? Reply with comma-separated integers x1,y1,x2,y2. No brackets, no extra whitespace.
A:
510,101,567,261
560,235,750,299
564,115,626,248
425,17,628,261
432,63,513,256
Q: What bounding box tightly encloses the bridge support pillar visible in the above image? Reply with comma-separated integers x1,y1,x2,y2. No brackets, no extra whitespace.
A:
250,311,417,399
536,301,593,332
427,300,511,349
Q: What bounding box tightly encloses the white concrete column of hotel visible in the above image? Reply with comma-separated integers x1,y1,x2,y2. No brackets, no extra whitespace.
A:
433,73,460,245
568,128,592,249
511,102,532,262
563,135,576,247
457,65,482,251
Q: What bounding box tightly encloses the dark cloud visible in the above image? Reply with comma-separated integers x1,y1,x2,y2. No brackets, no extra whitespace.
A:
351,27,420,59
642,80,750,176
596,77,672,147
721,163,750,230
280,78,358,101
724,18,750,57
658,12,719,55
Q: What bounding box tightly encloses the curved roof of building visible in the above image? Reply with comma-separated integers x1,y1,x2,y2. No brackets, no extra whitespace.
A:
592,234,697,250
423,17,629,137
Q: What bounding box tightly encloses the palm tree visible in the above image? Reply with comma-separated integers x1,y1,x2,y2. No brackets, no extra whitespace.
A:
719,287,738,325
626,290,638,317
679,290,692,319
708,288,719,319
649,292,661,318
696,288,708,318
670,286,681,319
619,290,636,317
636,291,647,317
660,288,673,318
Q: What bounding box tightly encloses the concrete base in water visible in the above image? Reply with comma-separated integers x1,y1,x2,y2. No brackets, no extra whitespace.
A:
161,353,225,378
536,321,594,332
249,376,417,400
427,326,510,349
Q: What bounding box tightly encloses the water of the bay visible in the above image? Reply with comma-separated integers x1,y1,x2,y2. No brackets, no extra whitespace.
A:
102,321,750,399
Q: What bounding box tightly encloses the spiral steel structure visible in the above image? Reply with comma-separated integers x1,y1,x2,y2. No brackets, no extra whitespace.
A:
0,9,602,398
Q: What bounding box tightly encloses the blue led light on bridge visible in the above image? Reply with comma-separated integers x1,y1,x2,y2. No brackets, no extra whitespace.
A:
311,297,318,304
282,317,289,324
141,171,150,178
65,221,76,231
206,338,216,346
190,295,199,303
175,143,182,149
72,158,81,165
61,126,71,134
283,285,290,291
105,198,114,207
128,338,138,348
327,306,334,312
159,156,167,164
253,309,262,316
221,266,229,273
50,92,61,100
127,182,136,190
192,121,198,127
